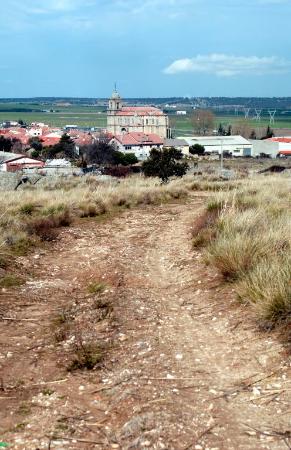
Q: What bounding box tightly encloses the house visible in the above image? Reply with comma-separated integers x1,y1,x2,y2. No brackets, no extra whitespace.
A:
107,89,171,139
163,138,189,155
110,132,163,160
178,135,253,157
0,154,44,172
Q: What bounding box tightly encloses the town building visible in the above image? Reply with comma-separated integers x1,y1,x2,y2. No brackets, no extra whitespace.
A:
110,132,163,160
107,89,171,139
163,138,189,155
0,153,44,172
178,135,253,157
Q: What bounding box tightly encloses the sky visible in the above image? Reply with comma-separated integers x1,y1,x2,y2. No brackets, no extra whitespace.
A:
1,0,291,98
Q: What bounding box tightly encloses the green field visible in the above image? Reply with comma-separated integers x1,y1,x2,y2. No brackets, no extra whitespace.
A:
171,114,291,136
1,101,291,132
0,102,107,128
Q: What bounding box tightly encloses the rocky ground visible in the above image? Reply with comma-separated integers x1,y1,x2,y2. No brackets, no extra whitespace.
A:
0,194,290,449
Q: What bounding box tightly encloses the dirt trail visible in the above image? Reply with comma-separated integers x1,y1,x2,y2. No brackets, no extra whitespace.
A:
0,195,290,450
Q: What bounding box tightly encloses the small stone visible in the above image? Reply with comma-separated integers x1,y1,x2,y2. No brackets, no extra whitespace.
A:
119,334,127,342
252,387,260,396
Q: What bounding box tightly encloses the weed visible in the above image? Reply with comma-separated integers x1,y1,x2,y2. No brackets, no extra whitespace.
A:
52,308,74,342
42,388,54,396
68,340,105,371
87,281,107,295
17,402,31,416
94,297,113,320
0,274,24,288
19,203,35,215
12,422,27,432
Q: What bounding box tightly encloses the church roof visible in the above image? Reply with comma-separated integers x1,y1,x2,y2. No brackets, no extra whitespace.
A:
116,106,164,117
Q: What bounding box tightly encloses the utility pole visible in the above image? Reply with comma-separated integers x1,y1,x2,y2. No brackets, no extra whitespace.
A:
220,138,223,171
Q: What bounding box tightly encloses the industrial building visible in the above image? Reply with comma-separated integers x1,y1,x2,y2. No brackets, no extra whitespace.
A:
250,137,291,158
177,135,253,157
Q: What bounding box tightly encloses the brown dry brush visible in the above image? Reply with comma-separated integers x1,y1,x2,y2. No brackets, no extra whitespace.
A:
197,176,291,327
0,175,189,282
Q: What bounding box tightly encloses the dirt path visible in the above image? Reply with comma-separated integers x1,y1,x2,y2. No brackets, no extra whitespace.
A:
0,195,290,450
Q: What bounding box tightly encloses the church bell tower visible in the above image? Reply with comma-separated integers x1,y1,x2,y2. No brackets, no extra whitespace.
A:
108,86,122,116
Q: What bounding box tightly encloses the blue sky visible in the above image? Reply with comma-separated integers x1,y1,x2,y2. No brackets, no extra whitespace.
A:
1,0,291,97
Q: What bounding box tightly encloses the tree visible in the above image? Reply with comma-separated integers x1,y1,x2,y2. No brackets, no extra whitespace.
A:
142,147,189,183
190,109,215,135
81,142,117,165
249,130,257,140
48,133,76,159
120,153,138,166
232,119,252,138
226,125,232,136
0,135,13,152
189,144,205,156
261,125,274,140
218,123,225,136
29,137,43,152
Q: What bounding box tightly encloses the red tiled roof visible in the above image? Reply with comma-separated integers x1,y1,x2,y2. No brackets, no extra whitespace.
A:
279,150,291,155
269,137,291,143
114,132,163,146
41,136,61,147
115,106,164,117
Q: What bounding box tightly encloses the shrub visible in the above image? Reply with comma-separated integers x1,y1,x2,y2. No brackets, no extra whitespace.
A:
0,274,24,288
26,217,59,241
87,281,107,294
26,210,71,241
206,234,270,279
19,203,35,215
68,340,105,371
237,257,291,324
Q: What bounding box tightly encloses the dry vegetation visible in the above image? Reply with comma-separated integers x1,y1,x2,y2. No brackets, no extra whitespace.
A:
192,173,291,327
0,175,189,283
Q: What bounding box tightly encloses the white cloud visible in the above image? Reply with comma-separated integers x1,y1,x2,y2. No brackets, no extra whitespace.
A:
164,54,291,77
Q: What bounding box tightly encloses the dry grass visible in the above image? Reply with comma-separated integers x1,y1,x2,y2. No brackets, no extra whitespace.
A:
0,175,189,279
202,175,291,324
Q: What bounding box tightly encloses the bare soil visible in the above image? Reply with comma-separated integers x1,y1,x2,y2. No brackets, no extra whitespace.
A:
0,194,290,450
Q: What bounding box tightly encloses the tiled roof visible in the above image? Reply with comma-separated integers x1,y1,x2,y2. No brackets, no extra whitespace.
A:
116,106,164,117
41,136,61,147
269,137,291,143
114,132,163,146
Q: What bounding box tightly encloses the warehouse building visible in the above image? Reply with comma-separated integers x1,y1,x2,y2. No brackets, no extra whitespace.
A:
177,135,253,157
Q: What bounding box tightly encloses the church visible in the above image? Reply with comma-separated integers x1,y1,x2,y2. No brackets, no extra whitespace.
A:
107,89,171,139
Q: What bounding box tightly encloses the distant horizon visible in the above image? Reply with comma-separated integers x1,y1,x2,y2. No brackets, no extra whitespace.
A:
2,95,291,100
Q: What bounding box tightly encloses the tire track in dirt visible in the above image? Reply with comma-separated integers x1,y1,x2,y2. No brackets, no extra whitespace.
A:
0,195,290,449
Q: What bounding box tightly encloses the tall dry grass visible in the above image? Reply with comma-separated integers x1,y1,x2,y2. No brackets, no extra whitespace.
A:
0,175,189,275
202,175,291,325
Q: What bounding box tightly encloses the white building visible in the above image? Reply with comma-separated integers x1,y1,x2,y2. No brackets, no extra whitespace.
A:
251,137,291,158
110,132,163,160
107,89,171,139
177,135,253,157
